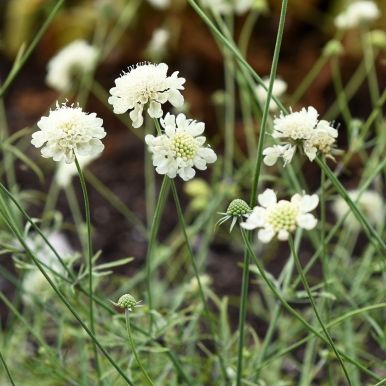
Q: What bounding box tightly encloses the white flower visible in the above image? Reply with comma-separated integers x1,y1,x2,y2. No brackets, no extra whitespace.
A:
147,0,171,9
241,189,318,243
263,144,295,166
264,106,338,166
332,190,384,231
31,103,106,164
146,28,170,60
46,40,98,93
256,77,287,112
108,62,185,128
273,106,318,140
303,120,338,161
55,154,99,188
335,1,380,29
22,232,74,304
201,0,254,15
145,113,217,181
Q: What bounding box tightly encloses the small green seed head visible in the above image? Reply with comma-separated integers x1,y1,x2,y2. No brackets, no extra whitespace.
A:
226,199,251,217
115,294,138,311
323,40,344,57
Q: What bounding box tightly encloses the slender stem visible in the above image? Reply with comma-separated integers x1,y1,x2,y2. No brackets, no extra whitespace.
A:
0,207,134,385
239,228,381,381
170,180,229,383
125,311,154,386
74,156,102,385
0,351,16,386
145,176,169,331
288,236,351,385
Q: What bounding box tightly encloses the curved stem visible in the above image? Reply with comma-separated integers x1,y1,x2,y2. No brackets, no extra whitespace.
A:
288,236,352,385
125,311,154,386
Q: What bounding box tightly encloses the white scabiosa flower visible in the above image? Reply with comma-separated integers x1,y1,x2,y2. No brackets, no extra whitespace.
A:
46,40,98,93
335,1,380,29
55,154,99,188
332,190,384,231
31,103,106,164
147,0,171,9
256,77,287,112
146,28,170,60
201,0,255,15
241,189,319,243
145,113,217,181
108,62,185,128
264,106,337,166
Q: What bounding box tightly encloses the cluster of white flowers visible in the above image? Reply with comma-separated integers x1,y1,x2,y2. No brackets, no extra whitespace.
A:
145,113,217,181
32,103,106,163
46,40,99,93
241,189,319,243
108,62,185,128
255,77,287,112
332,189,384,231
263,106,338,166
334,1,380,29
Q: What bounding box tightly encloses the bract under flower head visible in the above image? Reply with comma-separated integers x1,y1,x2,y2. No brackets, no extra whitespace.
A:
31,103,106,164
145,113,217,181
241,189,319,243
108,62,185,128
46,40,98,93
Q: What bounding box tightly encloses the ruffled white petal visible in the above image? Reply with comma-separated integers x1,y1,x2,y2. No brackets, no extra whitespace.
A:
258,189,277,208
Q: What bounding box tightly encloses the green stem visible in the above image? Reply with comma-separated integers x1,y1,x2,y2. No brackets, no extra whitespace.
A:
239,228,381,381
125,311,154,386
0,350,16,386
74,156,102,385
288,236,352,385
170,180,229,384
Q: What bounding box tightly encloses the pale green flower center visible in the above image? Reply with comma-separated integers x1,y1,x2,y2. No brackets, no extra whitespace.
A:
266,201,298,232
172,133,197,161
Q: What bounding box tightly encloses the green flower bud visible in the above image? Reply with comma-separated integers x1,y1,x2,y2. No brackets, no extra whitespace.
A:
323,40,344,57
227,199,251,216
115,294,139,311
368,30,386,50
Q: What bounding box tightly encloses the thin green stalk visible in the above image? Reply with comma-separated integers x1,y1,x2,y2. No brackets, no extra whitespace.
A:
240,228,381,381
288,236,352,385
125,311,154,386
316,156,386,255
0,0,65,97
0,350,16,386
170,180,229,384
145,176,169,330
0,208,134,385
74,156,102,385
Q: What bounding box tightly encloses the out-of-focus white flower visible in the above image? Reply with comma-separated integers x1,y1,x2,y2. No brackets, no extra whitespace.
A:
145,28,170,60
256,77,287,112
263,106,338,166
147,0,171,9
303,120,338,161
332,190,384,231
186,274,212,294
31,103,106,164
46,40,98,93
241,189,318,243
334,1,380,29
145,113,216,181
202,0,258,15
55,154,99,188
22,232,74,304
108,62,185,128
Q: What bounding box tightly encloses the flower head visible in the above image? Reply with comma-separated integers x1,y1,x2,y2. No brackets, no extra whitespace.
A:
241,189,319,243
264,106,338,166
256,77,287,112
217,199,252,232
108,62,185,128
332,190,384,231
145,113,217,181
46,40,98,93
32,103,106,163
114,294,141,311
335,1,380,29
